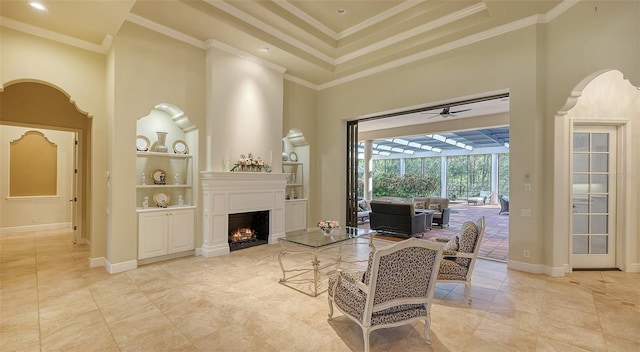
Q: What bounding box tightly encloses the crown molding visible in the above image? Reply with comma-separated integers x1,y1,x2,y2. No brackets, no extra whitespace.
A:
206,39,287,74
335,3,487,65
205,0,335,65
273,0,424,41
317,1,581,91
284,74,318,90
126,14,207,49
0,16,112,54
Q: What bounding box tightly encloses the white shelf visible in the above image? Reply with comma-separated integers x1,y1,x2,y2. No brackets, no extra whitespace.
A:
136,184,192,188
136,205,196,213
137,151,192,158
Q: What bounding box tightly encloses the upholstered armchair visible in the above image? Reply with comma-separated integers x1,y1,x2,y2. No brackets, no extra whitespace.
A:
328,238,444,352
413,197,451,228
435,216,485,304
498,195,509,215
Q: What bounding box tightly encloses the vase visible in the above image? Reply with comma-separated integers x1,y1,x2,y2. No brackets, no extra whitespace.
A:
323,228,336,235
155,131,168,152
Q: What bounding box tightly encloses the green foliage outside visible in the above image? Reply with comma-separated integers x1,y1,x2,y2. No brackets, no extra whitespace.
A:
358,153,508,200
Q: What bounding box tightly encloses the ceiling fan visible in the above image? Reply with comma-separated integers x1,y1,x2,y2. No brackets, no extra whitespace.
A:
422,106,471,118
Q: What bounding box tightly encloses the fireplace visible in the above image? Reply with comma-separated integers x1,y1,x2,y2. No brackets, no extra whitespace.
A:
200,171,287,257
228,210,269,251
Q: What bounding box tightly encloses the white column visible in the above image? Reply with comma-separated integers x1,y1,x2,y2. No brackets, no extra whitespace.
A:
440,156,448,199
491,153,499,204
364,140,373,201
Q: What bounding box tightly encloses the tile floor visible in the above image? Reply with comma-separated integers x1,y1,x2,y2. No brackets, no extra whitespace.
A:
1,229,639,351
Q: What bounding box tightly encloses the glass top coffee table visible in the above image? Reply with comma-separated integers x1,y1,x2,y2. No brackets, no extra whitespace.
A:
278,227,376,297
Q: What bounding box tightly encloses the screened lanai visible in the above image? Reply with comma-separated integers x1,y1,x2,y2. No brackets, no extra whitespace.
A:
358,127,510,203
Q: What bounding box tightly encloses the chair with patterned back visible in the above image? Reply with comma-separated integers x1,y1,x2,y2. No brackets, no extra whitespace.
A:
435,216,485,304
327,238,444,352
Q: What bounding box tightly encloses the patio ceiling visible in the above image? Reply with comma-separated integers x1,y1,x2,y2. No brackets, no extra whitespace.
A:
361,126,509,158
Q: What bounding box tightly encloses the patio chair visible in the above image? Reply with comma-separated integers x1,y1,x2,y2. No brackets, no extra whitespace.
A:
467,191,491,205
328,238,444,352
498,195,509,215
435,216,485,304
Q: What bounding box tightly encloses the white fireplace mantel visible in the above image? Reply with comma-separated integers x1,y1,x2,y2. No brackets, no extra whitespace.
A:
199,171,287,257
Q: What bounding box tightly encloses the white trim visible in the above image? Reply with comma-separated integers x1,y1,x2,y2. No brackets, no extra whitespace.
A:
205,0,335,64
0,222,71,234
273,0,424,41
0,17,112,54
284,74,318,89
626,263,640,272
544,0,580,22
198,244,230,258
105,259,137,274
89,256,105,268
126,14,207,49
335,3,487,65
206,39,286,73
507,259,566,277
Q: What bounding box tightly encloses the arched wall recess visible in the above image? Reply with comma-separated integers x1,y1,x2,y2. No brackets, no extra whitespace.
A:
552,69,639,274
9,130,57,197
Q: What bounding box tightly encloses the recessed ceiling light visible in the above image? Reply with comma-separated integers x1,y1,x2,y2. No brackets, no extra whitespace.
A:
260,47,270,53
29,2,47,11
336,8,346,15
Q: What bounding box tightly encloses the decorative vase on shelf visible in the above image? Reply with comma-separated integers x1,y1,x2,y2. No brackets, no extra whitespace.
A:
155,131,168,152
323,228,333,235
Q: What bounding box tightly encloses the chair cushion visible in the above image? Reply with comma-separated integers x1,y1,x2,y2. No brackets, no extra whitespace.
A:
428,203,440,211
437,258,469,281
443,235,459,251
456,221,479,267
414,201,426,209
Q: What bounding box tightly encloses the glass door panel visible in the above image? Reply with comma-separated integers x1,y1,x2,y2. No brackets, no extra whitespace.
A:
571,127,616,268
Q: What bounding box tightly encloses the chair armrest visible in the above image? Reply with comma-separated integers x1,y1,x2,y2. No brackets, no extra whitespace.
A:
336,269,369,293
442,251,474,259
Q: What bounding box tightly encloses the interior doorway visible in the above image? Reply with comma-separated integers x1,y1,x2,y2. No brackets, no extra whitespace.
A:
0,81,91,247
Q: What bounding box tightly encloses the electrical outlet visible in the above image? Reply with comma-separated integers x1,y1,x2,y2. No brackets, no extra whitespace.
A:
31,217,38,223
523,250,530,258
521,209,531,217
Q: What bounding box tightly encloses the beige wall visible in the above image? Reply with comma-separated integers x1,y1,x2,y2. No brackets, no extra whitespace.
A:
109,22,206,266
206,46,284,173
315,1,640,272
0,28,106,257
0,126,73,231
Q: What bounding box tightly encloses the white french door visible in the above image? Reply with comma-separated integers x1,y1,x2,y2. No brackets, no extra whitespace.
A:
571,126,617,268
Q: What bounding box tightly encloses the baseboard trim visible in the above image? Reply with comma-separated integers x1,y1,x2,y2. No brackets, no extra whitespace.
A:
0,222,71,234
625,263,640,272
105,259,137,273
507,260,566,277
89,256,105,268
199,243,230,258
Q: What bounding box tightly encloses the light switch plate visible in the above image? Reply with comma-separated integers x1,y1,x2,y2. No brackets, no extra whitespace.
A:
524,183,532,191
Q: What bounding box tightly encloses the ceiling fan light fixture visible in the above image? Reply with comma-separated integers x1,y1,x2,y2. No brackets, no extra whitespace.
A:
336,8,346,15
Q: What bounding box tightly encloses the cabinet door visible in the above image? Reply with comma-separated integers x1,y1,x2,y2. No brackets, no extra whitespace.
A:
138,212,169,259
285,200,307,232
168,209,195,253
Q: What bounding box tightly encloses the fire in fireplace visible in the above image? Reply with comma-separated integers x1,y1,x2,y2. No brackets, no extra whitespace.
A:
228,210,269,251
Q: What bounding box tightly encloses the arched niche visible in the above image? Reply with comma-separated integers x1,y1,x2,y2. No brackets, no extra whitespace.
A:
0,80,92,245
552,69,640,274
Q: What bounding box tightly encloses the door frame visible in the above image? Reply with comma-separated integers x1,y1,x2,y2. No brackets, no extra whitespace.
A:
569,124,618,268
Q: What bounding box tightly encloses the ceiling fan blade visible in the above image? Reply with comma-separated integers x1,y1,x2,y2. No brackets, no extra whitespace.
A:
450,108,471,114
420,111,441,115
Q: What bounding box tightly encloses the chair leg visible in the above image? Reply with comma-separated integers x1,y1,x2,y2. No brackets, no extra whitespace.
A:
363,329,371,352
465,282,472,304
424,317,432,344
327,296,334,319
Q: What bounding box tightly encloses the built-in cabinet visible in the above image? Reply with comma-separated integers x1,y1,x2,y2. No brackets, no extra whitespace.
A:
283,161,306,233
285,199,307,233
136,107,197,263
138,207,195,260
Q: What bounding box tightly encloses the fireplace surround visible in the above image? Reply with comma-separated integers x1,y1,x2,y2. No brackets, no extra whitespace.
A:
199,171,287,257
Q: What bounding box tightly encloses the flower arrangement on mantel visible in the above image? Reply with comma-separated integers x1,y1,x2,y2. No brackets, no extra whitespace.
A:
230,153,272,172
317,220,339,234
